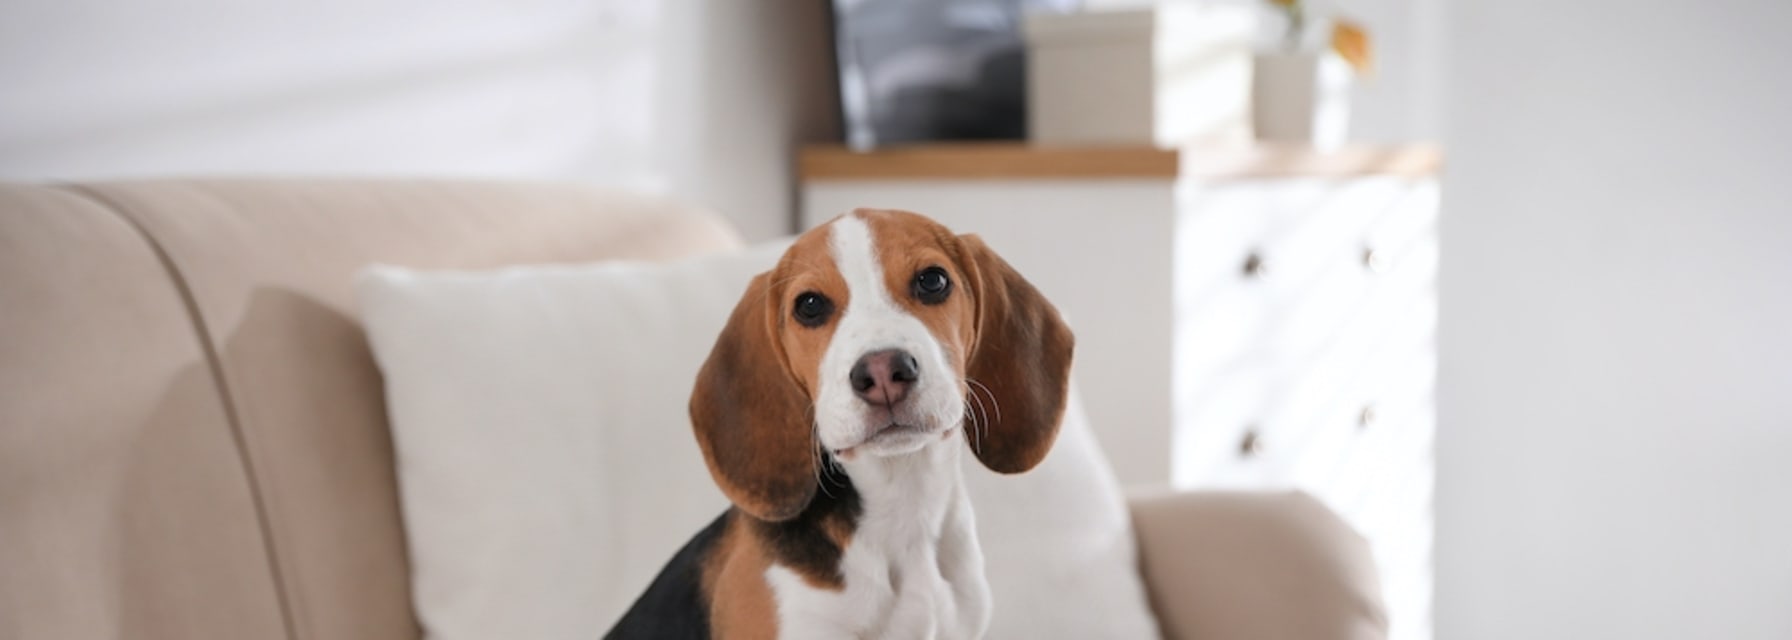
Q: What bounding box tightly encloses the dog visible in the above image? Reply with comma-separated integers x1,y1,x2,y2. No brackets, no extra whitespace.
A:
606,208,1073,639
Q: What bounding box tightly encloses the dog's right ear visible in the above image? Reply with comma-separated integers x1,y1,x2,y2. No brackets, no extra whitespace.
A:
690,272,817,522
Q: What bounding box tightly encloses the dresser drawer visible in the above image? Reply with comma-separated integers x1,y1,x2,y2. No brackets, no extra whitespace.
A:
1177,179,1436,352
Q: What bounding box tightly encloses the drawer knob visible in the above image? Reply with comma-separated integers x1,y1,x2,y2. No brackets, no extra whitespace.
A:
1359,405,1377,429
1242,252,1268,278
1363,247,1391,273
1239,428,1263,457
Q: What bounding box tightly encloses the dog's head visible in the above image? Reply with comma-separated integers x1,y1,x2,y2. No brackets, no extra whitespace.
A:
690,209,1074,521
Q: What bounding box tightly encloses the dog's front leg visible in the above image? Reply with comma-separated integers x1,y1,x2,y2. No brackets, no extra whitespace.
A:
937,488,992,638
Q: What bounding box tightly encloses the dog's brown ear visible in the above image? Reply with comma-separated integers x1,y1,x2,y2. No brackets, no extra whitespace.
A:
957,234,1075,473
690,272,816,522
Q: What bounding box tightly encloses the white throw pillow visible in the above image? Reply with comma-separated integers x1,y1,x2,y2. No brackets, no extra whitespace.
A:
356,242,1160,639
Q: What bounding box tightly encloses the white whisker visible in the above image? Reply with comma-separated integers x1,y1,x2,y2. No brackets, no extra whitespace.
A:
963,398,984,455
964,387,991,454
966,378,1002,426
809,412,834,499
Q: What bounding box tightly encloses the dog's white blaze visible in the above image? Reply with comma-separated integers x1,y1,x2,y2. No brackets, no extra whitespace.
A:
766,213,992,639
813,214,963,456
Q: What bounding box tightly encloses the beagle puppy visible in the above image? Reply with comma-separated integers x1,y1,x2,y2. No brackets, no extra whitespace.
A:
606,209,1074,639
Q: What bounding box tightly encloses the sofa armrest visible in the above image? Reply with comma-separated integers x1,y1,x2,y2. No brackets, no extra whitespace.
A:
1129,489,1389,640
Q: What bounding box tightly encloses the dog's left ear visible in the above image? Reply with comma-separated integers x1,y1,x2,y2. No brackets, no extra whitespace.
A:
956,234,1074,474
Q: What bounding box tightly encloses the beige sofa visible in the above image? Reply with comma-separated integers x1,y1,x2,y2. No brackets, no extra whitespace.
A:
0,179,1387,640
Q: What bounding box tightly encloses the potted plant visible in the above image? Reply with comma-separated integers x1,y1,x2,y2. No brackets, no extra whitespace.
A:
1252,0,1373,149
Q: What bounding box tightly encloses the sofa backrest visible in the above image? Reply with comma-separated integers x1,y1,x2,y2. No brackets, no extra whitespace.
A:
0,180,742,640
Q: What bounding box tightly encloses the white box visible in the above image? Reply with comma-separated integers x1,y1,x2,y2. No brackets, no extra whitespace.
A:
1025,4,1256,146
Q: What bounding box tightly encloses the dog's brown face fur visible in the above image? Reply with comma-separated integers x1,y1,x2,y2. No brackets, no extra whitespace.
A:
766,212,980,420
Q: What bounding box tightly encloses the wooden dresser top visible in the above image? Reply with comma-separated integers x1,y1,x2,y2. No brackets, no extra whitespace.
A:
800,143,1442,181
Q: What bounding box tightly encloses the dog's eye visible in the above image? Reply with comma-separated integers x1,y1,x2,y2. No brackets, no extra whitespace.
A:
792,292,834,327
912,266,951,304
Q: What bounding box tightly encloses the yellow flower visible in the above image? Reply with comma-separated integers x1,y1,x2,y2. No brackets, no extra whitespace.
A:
1332,20,1374,75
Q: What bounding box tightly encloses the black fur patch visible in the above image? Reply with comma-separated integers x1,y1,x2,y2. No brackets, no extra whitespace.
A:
751,456,861,588
605,512,730,639
608,455,862,636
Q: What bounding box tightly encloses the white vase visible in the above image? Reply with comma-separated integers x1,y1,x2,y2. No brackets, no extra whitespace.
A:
1251,51,1351,149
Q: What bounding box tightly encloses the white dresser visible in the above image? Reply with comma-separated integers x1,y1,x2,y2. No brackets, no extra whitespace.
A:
801,142,1440,640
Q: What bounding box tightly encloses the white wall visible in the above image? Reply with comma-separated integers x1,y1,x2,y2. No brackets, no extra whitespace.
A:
1438,2,1792,639
0,0,836,241
1331,0,1441,142
655,0,839,239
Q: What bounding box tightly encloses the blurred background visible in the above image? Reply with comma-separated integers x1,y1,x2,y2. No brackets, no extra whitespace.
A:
3,0,1788,639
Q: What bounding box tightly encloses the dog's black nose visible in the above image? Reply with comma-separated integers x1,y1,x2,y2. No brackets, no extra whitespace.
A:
850,349,919,407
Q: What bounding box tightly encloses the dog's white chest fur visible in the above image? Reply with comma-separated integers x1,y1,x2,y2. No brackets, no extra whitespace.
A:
764,440,992,639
